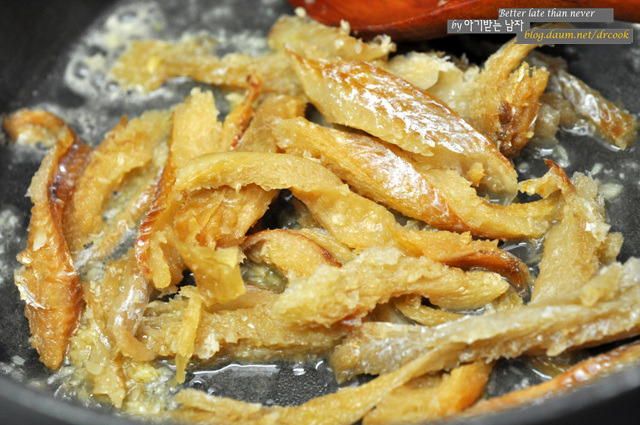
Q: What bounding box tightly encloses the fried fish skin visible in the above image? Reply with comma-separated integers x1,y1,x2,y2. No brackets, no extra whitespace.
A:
111,37,301,95
174,345,457,425
330,258,640,382
242,229,341,279
521,160,622,301
272,247,508,327
6,110,90,369
470,340,640,414
529,53,638,150
104,250,155,362
288,52,518,199
136,88,227,290
363,362,493,425
173,151,530,290
140,291,345,362
275,117,556,239
67,110,171,254
469,39,548,158
268,15,395,61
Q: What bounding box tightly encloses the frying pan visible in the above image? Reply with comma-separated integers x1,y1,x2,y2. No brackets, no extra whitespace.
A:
1,1,639,424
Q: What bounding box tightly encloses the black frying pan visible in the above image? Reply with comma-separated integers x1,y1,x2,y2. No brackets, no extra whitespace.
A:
1,1,640,424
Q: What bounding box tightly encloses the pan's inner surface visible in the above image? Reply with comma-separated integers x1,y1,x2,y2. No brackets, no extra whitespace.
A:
1,0,640,423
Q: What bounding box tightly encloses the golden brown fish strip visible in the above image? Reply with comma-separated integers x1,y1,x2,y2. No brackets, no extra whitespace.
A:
3,109,67,147
186,94,306,247
393,295,465,326
138,85,282,303
174,186,273,248
171,93,306,305
330,258,640,382
275,118,465,232
382,51,463,96
178,93,310,306
394,290,523,327
268,15,395,61
222,76,262,149
174,152,531,291
235,93,307,153
275,117,556,239
396,229,531,295
530,53,638,149
139,293,345,362
91,167,160,259
273,247,508,327
471,340,640,413
174,151,397,247
288,52,518,199
136,88,225,289
417,168,556,239
174,343,458,425
69,289,127,407
469,39,548,157
242,229,341,279
177,242,245,306
174,289,203,384
521,160,622,301
67,110,171,253
363,362,493,425
293,228,355,263
110,38,300,95
7,110,90,369
105,251,155,362
174,95,305,258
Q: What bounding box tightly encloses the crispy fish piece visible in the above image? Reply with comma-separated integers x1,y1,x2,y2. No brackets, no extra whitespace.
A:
110,37,301,95
394,290,523,327
396,229,531,295
176,93,304,249
393,295,465,327
235,93,307,153
105,251,155,362
363,362,493,425
469,40,548,157
140,291,345,362
174,152,530,290
384,41,549,157
471,340,640,414
521,160,622,300
138,88,299,302
382,51,466,97
174,344,458,425
174,93,307,305
530,53,638,149
272,247,508,327
7,110,90,369
242,229,341,279
275,117,556,239
288,52,518,199
67,110,171,253
174,289,203,384
136,88,226,289
268,15,395,61
90,167,161,259
176,242,245,306
293,228,355,264
330,258,640,382
173,185,273,248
